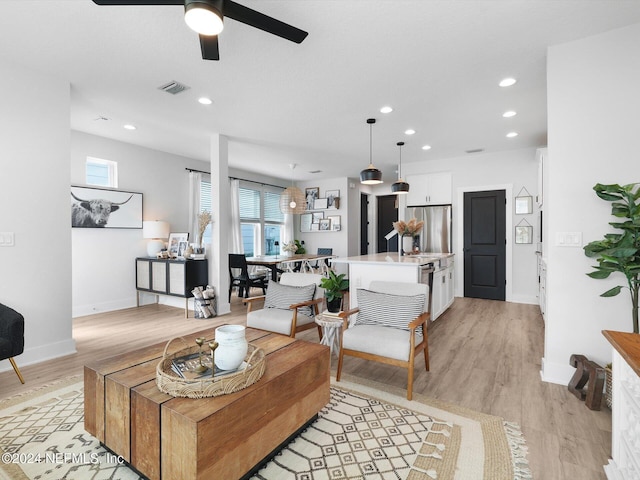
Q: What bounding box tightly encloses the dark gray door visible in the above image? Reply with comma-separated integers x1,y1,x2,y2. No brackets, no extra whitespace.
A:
463,190,506,300
377,195,398,253
360,193,369,255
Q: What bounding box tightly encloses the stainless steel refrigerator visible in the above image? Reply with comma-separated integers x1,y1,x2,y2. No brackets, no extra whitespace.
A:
405,205,452,253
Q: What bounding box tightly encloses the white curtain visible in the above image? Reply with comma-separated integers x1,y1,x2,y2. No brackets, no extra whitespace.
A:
229,179,243,253
284,213,294,244
188,171,202,244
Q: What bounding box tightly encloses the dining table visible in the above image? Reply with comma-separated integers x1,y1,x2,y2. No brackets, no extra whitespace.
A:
245,253,336,281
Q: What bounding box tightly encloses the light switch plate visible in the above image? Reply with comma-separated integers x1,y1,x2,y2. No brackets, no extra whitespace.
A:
0,232,15,246
556,232,582,247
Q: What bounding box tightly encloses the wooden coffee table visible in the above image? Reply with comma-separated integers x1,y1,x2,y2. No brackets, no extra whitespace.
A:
84,327,330,480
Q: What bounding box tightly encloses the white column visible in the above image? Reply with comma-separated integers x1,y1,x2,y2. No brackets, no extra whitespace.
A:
210,134,231,315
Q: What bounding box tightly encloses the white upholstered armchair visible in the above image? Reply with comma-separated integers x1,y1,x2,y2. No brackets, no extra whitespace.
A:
336,281,430,400
244,273,325,338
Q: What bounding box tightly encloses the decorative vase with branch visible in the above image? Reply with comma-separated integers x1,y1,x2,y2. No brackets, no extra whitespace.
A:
583,183,640,334
197,211,212,249
393,218,424,254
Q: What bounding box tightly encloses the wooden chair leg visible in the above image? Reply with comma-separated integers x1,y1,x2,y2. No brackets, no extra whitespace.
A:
9,357,25,384
424,342,430,371
407,357,415,401
336,349,344,381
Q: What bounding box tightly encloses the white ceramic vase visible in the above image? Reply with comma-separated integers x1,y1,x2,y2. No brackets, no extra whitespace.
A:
402,235,414,255
214,325,248,371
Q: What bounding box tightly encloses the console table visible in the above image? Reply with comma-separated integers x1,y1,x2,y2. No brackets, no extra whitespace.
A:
603,330,640,479
135,258,208,317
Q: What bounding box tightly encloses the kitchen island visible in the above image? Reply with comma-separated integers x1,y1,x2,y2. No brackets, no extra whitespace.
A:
333,252,455,321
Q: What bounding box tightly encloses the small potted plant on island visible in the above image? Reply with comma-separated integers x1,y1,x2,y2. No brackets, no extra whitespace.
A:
319,270,349,313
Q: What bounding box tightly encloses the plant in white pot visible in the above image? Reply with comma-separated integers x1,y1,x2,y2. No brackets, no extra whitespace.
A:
319,270,349,313
584,183,640,334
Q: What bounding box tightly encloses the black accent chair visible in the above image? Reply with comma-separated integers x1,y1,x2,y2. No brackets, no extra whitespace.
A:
0,303,25,384
229,254,268,301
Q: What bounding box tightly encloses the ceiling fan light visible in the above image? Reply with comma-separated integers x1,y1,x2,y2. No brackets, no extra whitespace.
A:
185,1,224,36
360,165,383,185
391,180,410,194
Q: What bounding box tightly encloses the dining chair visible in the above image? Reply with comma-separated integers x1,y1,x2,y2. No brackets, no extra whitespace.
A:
313,248,333,274
228,254,268,301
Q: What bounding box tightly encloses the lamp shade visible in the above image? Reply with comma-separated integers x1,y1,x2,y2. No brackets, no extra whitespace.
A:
184,0,224,36
391,180,410,194
280,186,307,214
143,221,170,239
360,165,383,185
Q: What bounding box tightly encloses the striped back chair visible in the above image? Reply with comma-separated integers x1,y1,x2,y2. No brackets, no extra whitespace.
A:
244,273,325,338
336,281,429,400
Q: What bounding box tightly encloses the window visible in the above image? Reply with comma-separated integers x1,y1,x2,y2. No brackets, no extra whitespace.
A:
86,157,118,188
239,183,284,256
200,178,212,244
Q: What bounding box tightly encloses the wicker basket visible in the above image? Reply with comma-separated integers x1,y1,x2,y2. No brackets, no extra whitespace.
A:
156,337,265,398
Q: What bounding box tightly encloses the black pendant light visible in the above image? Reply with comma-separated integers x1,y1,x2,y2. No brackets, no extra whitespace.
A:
391,141,410,194
360,118,383,185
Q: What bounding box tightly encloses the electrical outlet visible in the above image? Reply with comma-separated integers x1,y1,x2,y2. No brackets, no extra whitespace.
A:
0,232,15,246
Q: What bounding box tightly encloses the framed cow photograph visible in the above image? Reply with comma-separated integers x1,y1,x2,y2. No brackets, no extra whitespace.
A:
70,185,143,229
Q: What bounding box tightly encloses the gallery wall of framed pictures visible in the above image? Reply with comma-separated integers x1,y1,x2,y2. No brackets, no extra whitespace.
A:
300,188,341,232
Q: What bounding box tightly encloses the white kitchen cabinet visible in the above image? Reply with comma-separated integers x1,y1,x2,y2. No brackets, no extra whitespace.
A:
431,259,455,321
538,256,546,322
536,148,546,208
604,331,640,480
406,172,452,206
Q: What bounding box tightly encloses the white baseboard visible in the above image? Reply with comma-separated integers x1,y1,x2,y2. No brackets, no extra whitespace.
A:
540,357,575,385
509,294,539,305
0,338,77,374
72,297,137,318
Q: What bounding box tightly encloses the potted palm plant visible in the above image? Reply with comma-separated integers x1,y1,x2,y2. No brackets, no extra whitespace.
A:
584,183,640,334
319,270,349,313
584,183,640,409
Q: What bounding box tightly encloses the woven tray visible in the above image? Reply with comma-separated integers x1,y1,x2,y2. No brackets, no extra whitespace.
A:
156,337,266,398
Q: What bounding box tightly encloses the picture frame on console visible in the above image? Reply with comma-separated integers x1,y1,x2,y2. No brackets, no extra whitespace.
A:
168,232,189,257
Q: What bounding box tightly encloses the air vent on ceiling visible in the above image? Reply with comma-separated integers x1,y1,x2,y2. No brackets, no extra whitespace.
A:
309,170,322,174
158,81,190,95
466,148,484,154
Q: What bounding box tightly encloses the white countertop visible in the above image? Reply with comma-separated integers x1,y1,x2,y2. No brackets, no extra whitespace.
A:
333,252,454,266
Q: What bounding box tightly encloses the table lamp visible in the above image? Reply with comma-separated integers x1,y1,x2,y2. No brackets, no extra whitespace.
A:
143,220,170,257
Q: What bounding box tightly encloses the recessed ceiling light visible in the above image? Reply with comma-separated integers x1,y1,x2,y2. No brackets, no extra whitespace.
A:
198,97,213,105
380,106,393,114
503,110,517,118
499,77,517,87
422,145,432,151
404,129,416,135
506,132,518,138
123,124,136,130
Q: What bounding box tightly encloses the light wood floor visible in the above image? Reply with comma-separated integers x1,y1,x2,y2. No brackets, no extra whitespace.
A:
0,295,611,479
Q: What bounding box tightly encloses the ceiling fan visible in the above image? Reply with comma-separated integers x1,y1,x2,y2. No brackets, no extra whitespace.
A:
91,0,308,61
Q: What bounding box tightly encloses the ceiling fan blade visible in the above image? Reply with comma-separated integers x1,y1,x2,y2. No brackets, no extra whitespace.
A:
92,1,183,5
224,0,308,44
199,34,220,60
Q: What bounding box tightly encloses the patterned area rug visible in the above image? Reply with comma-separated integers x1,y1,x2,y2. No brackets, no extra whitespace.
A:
0,376,531,480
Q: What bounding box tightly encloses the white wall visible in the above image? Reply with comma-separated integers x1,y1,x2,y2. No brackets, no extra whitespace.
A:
297,177,352,275
400,147,540,304
70,132,291,317
0,59,75,371
70,131,208,316
543,22,640,384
